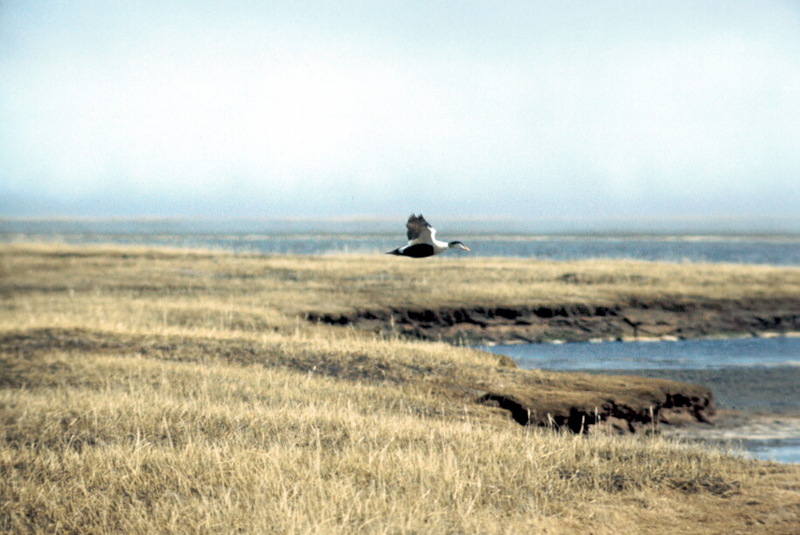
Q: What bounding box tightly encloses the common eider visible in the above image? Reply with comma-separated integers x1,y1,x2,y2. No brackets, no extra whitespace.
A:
387,214,470,258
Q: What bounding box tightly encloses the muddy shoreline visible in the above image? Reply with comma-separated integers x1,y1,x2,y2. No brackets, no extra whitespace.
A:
581,366,800,458
590,367,800,415
307,297,800,345
307,299,800,437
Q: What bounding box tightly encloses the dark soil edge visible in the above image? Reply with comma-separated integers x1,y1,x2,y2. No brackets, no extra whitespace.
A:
306,298,800,345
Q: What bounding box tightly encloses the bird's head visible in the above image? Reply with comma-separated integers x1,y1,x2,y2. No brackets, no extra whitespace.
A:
448,241,470,252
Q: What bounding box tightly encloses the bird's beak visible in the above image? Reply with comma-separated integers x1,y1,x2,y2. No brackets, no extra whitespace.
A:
463,245,471,251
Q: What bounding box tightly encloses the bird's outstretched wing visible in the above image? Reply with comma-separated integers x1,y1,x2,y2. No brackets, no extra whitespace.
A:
406,214,436,244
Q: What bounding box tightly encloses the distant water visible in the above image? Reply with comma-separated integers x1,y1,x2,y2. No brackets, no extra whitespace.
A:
477,336,800,372
2,224,800,265
480,337,800,463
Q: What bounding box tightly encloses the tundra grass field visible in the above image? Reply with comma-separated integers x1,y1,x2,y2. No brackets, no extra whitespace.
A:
2,243,800,534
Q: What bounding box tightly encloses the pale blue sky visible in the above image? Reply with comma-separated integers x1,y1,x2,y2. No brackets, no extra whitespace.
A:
1,1,799,226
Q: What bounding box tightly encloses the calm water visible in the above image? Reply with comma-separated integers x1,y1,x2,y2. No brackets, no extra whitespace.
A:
477,336,800,371
480,337,800,463
3,231,800,265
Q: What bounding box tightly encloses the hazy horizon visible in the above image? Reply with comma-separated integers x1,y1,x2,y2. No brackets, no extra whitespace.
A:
2,2,799,227
3,214,800,236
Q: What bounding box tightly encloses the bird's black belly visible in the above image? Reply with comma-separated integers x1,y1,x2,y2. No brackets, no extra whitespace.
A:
399,244,435,258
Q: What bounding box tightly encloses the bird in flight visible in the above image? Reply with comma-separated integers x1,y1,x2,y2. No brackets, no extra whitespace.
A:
387,214,470,258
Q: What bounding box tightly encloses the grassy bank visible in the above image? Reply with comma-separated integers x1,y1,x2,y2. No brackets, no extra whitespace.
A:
2,243,800,533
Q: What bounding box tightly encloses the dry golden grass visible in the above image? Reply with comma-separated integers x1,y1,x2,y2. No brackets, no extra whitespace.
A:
3,242,797,320
2,243,800,534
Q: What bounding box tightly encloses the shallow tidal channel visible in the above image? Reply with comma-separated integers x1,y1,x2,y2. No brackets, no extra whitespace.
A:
478,336,800,463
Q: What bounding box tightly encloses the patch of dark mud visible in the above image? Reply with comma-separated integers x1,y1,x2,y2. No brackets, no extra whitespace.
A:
583,367,800,415
306,298,800,344
475,386,715,434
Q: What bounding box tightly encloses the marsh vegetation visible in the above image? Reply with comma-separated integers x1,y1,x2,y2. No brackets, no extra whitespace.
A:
2,243,799,533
